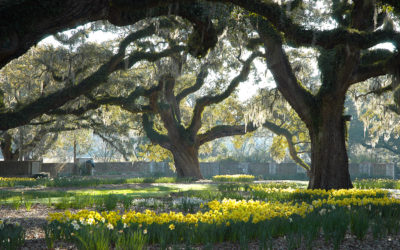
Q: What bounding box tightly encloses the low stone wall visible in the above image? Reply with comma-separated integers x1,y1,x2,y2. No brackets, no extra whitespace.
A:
41,163,75,177
0,161,41,177
93,162,175,177
0,161,397,179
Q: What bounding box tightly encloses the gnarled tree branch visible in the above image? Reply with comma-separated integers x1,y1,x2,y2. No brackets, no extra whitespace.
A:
176,63,209,103
188,52,261,136
198,123,257,146
263,120,310,171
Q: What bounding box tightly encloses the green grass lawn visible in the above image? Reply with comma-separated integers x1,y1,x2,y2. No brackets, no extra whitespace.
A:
0,183,215,206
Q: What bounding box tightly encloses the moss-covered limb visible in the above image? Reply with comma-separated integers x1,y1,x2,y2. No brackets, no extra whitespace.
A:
355,84,394,100
115,46,186,71
37,58,91,84
350,0,376,31
142,113,172,150
188,52,260,136
379,0,400,14
0,34,182,130
0,0,218,68
50,78,165,116
197,123,257,146
349,61,390,86
0,0,108,69
176,64,209,104
0,56,113,130
332,0,351,26
263,120,310,171
93,131,130,161
218,0,400,50
361,138,400,155
47,102,101,116
359,49,395,66
317,46,360,97
256,24,315,124
349,51,398,85
154,75,196,146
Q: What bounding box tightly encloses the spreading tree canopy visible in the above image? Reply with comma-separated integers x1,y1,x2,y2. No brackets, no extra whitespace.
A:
2,0,400,189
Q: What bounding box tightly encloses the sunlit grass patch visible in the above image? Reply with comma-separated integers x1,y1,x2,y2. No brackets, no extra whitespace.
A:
354,179,400,189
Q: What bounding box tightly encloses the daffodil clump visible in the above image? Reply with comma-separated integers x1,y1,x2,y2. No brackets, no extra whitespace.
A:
48,199,310,227
0,220,25,249
0,177,35,182
250,186,389,202
0,177,37,187
45,188,400,248
212,174,255,182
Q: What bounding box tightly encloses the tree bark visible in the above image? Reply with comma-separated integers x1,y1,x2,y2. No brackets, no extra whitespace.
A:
170,145,202,179
307,98,353,189
0,133,19,161
0,0,218,69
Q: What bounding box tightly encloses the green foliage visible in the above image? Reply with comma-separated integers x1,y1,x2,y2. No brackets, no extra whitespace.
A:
350,208,369,240
0,220,25,250
321,207,349,250
0,176,195,188
74,225,112,250
354,179,400,189
44,203,400,249
115,230,148,250
212,174,255,183
270,135,287,163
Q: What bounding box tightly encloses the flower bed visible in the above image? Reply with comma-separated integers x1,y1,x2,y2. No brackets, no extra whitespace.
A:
45,188,400,249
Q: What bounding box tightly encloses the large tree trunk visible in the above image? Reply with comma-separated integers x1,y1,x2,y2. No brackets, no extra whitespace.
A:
0,133,19,161
307,99,353,189
170,145,203,179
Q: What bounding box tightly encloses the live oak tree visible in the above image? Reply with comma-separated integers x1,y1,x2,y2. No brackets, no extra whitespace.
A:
240,0,400,189
70,21,260,178
0,1,223,130
3,0,400,188
139,55,259,178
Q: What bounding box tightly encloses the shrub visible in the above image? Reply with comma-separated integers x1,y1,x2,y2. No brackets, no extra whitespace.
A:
212,175,255,183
